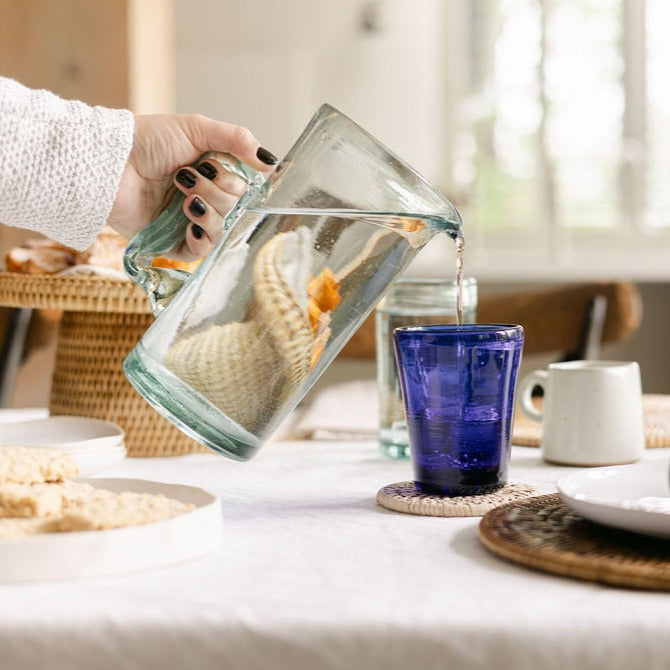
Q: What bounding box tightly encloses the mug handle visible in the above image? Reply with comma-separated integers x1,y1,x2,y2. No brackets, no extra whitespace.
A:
517,370,548,422
123,152,266,316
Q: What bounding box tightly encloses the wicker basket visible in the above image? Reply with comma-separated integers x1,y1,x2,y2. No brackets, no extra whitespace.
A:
0,272,206,457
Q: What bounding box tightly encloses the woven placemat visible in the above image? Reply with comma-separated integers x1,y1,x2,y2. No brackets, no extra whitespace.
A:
512,394,670,448
479,493,670,590
376,481,538,517
0,272,150,313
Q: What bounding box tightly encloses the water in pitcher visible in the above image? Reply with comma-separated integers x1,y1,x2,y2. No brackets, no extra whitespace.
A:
125,206,457,460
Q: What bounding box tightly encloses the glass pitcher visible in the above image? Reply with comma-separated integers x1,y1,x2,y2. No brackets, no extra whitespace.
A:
123,104,462,461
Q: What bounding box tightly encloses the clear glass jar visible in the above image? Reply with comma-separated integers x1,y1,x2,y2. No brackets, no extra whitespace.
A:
375,277,478,459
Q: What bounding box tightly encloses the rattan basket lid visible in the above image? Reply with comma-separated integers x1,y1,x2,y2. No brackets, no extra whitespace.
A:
479,493,670,590
513,394,670,449
0,272,151,314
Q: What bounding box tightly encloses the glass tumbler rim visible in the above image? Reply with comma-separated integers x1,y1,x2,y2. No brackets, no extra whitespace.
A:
378,276,477,313
393,323,524,342
390,276,477,287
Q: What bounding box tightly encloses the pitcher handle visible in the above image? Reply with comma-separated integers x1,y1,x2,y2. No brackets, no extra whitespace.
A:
123,152,266,315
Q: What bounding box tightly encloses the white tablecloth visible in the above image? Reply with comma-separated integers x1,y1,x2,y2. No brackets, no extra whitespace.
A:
1,409,670,670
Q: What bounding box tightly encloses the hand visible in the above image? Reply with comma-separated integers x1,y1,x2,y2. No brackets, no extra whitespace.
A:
107,113,277,260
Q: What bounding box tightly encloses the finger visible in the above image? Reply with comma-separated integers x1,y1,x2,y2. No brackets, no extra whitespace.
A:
194,158,246,197
181,192,235,246
164,211,214,261
183,115,279,171
174,167,242,213
168,194,221,262
183,219,213,261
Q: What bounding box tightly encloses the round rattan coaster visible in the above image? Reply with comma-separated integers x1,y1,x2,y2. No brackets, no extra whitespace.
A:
376,481,539,517
479,493,670,591
512,394,670,448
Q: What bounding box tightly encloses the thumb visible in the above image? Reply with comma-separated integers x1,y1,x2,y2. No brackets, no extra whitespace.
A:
181,114,278,171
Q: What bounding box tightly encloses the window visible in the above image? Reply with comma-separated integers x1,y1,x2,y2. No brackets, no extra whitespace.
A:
443,0,670,280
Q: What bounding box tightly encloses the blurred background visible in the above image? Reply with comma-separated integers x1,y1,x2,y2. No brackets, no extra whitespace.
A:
1,0,669,400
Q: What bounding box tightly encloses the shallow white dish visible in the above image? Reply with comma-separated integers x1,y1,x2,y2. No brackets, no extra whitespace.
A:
0,416,125,451
0,478,223,582
56,441,125,455
72,445,127,476
557,461,670,539
0,408,49,424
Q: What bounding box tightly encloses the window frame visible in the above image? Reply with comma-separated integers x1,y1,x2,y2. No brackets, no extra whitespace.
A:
440,0,670,282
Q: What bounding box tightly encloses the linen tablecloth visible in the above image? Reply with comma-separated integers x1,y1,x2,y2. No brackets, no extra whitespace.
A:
1,408,670,670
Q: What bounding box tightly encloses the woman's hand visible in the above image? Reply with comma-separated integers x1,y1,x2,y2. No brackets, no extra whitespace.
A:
107,113,277,260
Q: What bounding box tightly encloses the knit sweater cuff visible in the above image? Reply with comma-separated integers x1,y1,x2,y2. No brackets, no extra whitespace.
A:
0,77,135,250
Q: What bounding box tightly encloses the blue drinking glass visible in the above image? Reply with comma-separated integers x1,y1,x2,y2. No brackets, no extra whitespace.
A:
393,324,524,496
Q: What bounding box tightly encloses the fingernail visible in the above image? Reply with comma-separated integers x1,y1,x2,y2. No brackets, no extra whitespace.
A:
189,197,206,217
176,169,197,188
191,223,204,240
256,147,278,165
196,161,218,180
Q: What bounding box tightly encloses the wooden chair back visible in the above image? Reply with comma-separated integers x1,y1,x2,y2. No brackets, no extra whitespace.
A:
339,281,642,360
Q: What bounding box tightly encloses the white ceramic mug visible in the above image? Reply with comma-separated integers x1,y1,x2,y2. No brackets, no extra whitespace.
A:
518,360,644,466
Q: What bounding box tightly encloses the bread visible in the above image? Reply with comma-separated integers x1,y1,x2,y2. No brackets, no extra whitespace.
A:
0,482,63,518
4,226,127,274
0,446,80,485
5,239,77,274
0,447,195,539
56,489,195,531
72,226,126,270
0,517,57,538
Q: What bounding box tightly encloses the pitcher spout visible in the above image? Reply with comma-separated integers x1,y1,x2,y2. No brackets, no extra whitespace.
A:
430,205,462,240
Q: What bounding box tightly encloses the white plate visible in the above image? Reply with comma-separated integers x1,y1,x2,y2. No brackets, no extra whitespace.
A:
0,416,125,451
72,445,127,475
0,408,49,424
0,478,223,582
55,441,126,456
557,461,670,539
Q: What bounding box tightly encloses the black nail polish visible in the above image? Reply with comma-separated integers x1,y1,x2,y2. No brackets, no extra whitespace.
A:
256,147,279,165
196,161,218,180
176,169,197,188
189,197,207,218
191,223,204,240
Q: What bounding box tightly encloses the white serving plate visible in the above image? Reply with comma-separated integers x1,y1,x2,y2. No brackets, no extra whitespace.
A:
0,416,125,451
0,409,49,424
0,478,222,582
72,445,127,475
557,461,670,539
54,441,126,456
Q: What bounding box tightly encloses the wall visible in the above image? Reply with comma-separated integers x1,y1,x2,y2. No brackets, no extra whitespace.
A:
172,0,670,395
174,0,448,181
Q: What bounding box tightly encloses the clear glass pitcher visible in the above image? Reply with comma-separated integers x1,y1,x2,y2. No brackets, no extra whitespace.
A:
123,104,462,460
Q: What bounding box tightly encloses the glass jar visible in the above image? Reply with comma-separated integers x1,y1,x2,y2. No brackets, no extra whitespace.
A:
375,277,478,459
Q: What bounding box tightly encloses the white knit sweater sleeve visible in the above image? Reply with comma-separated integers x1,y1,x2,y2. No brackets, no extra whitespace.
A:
0,77,134,250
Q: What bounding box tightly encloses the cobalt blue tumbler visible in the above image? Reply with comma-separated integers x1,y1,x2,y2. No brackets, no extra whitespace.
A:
393,324,524,496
